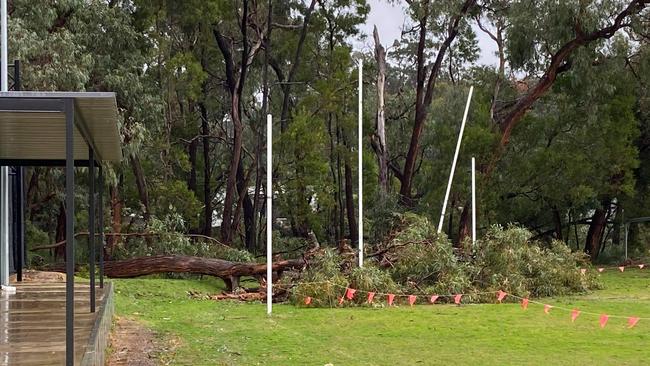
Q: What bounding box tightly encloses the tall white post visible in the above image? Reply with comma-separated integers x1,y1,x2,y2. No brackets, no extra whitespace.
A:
471,157,476,244
0,0,9,289
437,86,474,233
266,114,273,315
358,62,363,267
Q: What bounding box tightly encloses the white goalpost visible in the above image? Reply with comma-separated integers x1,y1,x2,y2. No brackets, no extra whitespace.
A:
358,62,363,268
266,113,273,315
471,157,476,244
437,86,474,234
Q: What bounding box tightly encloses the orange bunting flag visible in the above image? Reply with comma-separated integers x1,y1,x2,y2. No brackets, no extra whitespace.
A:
544,304,553,314
367,292,375,304
345,288,357,300
521,298,529,310
571,309,581,322
304,297,312,305
628,317,640,328
597,268,605,273
454,294,463,305
580,268,587,275
338,296,344,305
408,295,417,306
639,264,645,270
430,295,439,304
497,290,507,303
619,266,625,272
599,314,609,328
387,294,395,306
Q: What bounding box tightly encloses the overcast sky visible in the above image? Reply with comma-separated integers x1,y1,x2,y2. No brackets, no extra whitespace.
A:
356,0,498,66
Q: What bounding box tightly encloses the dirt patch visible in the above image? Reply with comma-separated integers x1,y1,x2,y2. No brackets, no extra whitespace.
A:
107,317,173,366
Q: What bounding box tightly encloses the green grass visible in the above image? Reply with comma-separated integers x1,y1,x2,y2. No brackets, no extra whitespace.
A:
114,270,650,365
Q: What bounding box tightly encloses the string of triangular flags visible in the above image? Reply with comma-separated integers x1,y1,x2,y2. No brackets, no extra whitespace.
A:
299,281,648,329
581,263,645,274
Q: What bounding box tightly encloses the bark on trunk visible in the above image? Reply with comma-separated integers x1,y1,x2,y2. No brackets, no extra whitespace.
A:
344,157,358,242
108,179,122,258
26,168,40,220
585,204,609,262
188,138,198,195
199,102,213,237
213,0,264,244
103,255,305,291
327,117,341,242
457,201,470,247
129,155,150,222
237,161,256,251
372,25,389,195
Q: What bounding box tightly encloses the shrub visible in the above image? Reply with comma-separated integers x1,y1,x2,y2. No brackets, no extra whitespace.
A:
472,225,600,298
347,265,401,305
384,213,471,297
290,249,348,306
289,216,600,307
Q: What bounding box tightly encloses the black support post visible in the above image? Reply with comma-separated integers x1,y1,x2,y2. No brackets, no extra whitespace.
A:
98,165,104,289
13,60,23,282
12,167,24,282
65,99,75,366
12,60,20,91
88,148,96,313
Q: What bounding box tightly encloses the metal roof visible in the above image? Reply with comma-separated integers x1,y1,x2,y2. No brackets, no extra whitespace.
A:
0,91,122,163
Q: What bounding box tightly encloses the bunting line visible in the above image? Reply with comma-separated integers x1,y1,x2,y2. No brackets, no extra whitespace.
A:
295,281,650,328
581,263,647,274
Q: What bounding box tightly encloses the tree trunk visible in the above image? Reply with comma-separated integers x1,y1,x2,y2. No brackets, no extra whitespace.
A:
327,117,341,243
399,0,477,201
336,118,345,242
216,69,244,244
199,102,213,237
278,0,317,132
129,155,150,222
237,161,256,251
103,255,305,291
612,203,622,246
54,203,66,260
484,1,646,176
585,203,609,262
108,179,122,258
372,25,389,196
552,206,563,241
188,138,198,194
213,0,264,244
26,168,40,220
457,201,470,246
292,147,310,238
344,156,358,243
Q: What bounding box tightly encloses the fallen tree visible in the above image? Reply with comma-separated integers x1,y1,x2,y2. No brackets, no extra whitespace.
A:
43,255,306,292
103,255,305,291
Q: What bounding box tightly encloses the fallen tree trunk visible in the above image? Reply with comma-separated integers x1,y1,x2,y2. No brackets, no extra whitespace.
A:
104,255,305,291
45,255,305,291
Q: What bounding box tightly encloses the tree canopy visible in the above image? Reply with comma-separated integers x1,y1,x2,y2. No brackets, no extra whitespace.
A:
8,0,650,264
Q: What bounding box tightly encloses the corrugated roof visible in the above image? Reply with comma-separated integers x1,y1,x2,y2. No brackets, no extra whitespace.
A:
0,91,122,162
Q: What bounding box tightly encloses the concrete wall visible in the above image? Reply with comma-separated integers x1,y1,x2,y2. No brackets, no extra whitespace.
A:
80,282,115,366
